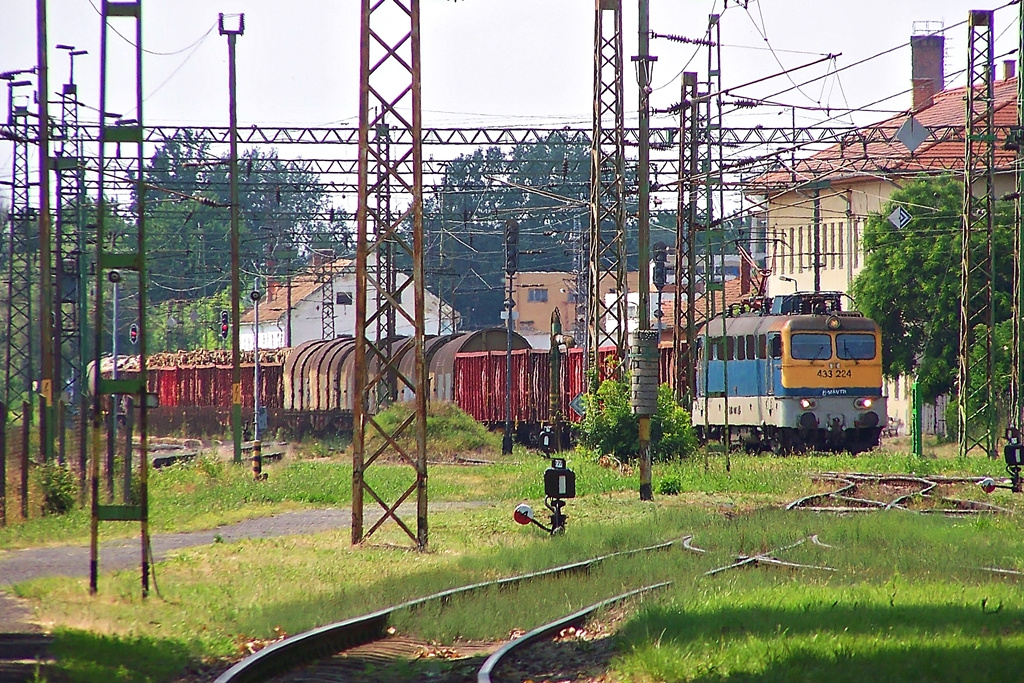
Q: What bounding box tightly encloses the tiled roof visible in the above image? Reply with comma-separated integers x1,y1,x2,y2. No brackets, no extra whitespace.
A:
755,77,1018,189
658,276,751,330
241,257,353,324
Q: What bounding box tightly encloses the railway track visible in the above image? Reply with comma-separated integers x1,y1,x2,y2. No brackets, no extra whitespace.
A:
213,540,678,683
786,472,1011,514
212,531,841,683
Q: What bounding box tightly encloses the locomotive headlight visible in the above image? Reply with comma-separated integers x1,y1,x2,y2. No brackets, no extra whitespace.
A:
826,316,841,330
854,398,873,410
800,398,816,409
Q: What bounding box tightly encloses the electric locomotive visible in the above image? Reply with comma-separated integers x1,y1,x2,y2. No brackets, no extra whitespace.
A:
692,291,885,454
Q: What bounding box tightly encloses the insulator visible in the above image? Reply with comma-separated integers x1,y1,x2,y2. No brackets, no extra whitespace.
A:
651,32,716,47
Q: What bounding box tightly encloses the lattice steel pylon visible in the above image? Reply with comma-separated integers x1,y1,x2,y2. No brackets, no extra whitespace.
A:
314,249,336,340
90,0,151,596
588,0,627,380
54,49,88,469
1011,0,1024,434
673,72,699,405
4,79,35,428
352,0,428,548
958,9,996,459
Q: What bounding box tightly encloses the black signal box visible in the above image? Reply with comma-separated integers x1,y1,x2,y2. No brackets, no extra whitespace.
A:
544,459,576,499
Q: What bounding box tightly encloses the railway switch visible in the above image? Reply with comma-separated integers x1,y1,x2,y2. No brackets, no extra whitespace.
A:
513,458,576,535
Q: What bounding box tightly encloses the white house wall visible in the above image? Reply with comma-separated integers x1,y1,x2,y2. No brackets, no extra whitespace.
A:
240,272,453,350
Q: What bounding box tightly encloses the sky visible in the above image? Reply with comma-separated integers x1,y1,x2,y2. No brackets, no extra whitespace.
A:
1,0,1022,198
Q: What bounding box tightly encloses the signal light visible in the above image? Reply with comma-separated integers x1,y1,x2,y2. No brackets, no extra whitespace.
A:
219,310,229,340
129,323,138,345
980,478,997,494
504,219,519,276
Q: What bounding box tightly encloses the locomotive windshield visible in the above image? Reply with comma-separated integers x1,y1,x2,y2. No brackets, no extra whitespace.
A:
837,333,876,360
790,333,832,360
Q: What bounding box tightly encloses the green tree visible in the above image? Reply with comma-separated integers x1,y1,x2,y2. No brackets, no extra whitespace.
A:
425,133,590,329
851,175,1013,403
140,134,339,352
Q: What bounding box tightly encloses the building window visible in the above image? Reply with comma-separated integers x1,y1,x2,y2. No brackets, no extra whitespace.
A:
853,220,861,268
830,222,837,268
336,291,353,305
784,227,792,273
838,221,845,269
527,288,548,303
797,226,804,272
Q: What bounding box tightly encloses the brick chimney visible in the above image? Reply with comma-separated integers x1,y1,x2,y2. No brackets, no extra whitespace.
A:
1004,59,1016,81
740,257,751,295
911,34,944,111
311,248,335,268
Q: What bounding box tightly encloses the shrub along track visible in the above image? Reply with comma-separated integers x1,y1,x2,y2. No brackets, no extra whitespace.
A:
213,533,839,683
786,472,1010,514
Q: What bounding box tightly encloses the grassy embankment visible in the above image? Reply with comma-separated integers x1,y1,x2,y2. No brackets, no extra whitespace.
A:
7,407,1024,682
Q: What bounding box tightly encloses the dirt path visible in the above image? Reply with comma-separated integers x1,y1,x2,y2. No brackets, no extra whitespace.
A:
0,502,486,632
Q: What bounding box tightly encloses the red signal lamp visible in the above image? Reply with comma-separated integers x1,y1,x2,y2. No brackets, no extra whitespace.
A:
980,478,997,494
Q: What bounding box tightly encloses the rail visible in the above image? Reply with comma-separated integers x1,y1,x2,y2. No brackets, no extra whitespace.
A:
213,539,676,683
476,581,671,683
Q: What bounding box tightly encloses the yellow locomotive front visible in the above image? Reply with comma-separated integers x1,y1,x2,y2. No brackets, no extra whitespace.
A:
778,314,885,451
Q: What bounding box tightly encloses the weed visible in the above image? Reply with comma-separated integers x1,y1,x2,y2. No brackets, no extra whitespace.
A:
36,464,77,516
658,475,683,495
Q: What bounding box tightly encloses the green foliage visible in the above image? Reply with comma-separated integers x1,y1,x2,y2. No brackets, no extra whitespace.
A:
579,379,697,461
852,175,1013,402
424,134,593,328
142,134,338,352
36,464,77,516
657,475,682,495
369,401,500,455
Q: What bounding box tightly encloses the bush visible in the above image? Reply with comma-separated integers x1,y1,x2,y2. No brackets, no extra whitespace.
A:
38,463,77,515
579,379,697,462
658,475,682,495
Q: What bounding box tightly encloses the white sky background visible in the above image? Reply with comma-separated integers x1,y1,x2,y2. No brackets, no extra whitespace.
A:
1,0,1022,196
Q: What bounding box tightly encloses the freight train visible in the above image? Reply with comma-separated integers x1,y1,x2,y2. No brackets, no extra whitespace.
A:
692,291,886,453
122,291,884,454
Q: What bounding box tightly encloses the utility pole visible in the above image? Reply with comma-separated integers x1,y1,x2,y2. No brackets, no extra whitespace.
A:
91,0,150,598
3,71,35,435
959,9,996,459
54,44,88,476
632,0,657,502
353,0,428,548
589,0,628,378
219,13,244,464
674,72,698,405
37,0,56,465
503,219,518,455
252,277,263,477
1011,0,1024,433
